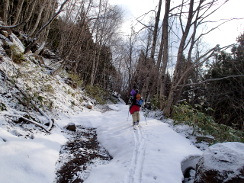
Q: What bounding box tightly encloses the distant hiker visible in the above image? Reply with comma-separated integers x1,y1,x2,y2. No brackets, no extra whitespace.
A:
129,89,143,126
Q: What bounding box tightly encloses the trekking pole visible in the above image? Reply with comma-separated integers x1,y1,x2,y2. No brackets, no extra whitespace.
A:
127,109,129,121
145,114,148,125
143,110,148,125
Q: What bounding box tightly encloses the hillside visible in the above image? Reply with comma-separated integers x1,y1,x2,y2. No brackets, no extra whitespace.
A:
0,28,114,182
0,29,92,121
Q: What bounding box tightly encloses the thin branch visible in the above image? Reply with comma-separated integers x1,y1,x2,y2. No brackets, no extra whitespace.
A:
136,10,156,20
180,75,244,87
169,0,189,12
0,22,26,30
200,17,244,25
135,19,154,31
33,0,70,38
174,44,233,89
199,0,229,23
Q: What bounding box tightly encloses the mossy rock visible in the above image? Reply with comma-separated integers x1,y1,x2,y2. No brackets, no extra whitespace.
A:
0,103,7,111
0,55,3,63
3,43,25,64
10,45,25,64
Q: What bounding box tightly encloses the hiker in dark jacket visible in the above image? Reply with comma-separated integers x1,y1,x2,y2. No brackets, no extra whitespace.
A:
129,89,143,126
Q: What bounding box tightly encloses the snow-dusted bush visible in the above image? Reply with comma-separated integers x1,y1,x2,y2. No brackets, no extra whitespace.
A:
172,103,243,143
85,85,108,104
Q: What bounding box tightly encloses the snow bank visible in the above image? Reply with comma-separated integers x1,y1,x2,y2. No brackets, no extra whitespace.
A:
0,128,66,183
195,142,244,183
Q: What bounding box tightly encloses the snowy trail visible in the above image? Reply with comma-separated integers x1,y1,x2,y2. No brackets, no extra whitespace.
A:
127,126,146,183
133,126,146,183
78,104,202,183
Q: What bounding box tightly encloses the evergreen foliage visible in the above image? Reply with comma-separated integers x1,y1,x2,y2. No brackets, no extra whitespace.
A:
204,33,244,130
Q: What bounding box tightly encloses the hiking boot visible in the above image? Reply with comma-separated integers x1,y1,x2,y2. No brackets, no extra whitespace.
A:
133,122,136,126
136,121,139,125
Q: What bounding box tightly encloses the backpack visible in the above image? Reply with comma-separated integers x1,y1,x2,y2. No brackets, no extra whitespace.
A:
130,89,137,96
129,89,143,106
136,99,143,106
129,89,137,104
135,93,143,106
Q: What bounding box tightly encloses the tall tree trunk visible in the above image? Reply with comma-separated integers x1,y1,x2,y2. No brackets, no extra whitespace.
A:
3,0,9,24
39,0,53,41
159,0,171,109
13,0,25,25
90,49,99,86
142,0,162,101
25,0,71,54
150,0,162,60
163,0,194,116
24,0,37,32
140,32,151,98
29,2,45,36
90,0,102,86
90,0,110,86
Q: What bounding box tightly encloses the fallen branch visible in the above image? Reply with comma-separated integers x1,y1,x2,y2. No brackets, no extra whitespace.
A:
0,137,7,142
4,114,49,132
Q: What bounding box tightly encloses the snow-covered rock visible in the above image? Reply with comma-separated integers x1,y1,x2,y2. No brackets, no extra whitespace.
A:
194,142,244,183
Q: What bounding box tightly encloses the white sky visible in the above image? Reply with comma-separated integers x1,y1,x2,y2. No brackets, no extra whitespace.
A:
110,0,244,47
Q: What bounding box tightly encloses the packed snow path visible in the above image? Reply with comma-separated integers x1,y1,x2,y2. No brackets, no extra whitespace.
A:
127,125,146,183
71,104,202,183
0,104,202,183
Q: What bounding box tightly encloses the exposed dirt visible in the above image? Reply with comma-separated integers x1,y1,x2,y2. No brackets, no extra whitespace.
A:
55,126,112,183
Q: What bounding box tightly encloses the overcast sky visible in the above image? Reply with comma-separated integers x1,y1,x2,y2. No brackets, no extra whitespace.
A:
110,0,244,47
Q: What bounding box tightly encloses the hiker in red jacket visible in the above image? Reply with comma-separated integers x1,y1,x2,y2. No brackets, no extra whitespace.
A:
129,89,143,126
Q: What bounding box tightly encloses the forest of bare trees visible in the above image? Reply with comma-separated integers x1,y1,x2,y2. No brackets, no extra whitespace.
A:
0,0,243,130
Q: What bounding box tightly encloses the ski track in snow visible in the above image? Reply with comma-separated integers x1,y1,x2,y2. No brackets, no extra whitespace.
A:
126,125,146,183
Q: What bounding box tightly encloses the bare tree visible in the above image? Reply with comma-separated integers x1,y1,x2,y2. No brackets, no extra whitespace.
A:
29,1,46,36
24,0,71,54
150,0,162,60
157,0,171,109
3,0,9,24
141,0,163,102
90,0,122,86
13,0,25,25
163,1,232,117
